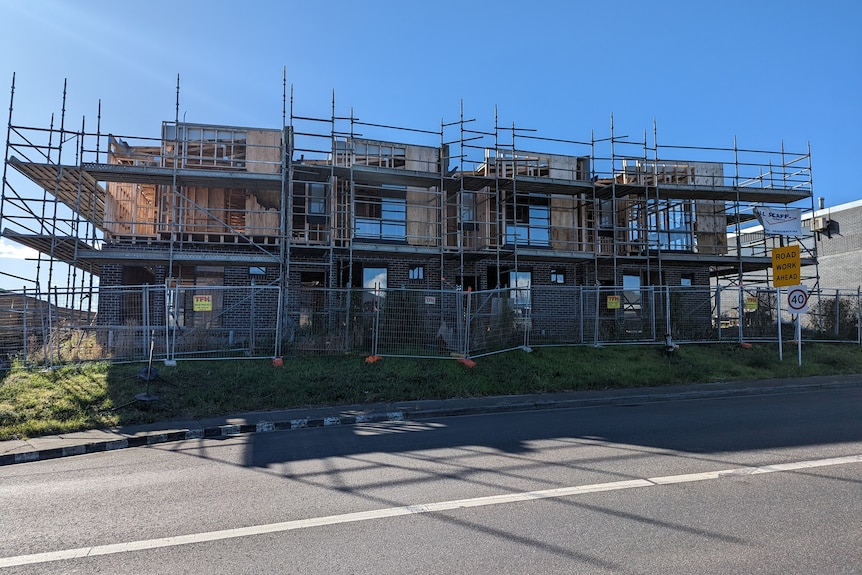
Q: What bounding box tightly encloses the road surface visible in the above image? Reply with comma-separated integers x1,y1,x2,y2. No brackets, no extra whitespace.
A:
2,386,860,574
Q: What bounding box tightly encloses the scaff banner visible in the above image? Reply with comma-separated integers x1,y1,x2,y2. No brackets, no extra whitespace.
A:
754,207,802,236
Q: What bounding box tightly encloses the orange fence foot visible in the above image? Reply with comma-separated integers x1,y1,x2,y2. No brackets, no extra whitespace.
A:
365,355,383,363
272,357,284,367
457,358,476,368
739,342,752,349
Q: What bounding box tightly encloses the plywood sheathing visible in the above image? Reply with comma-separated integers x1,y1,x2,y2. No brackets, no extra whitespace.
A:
247,130,282,174
406,186,439,246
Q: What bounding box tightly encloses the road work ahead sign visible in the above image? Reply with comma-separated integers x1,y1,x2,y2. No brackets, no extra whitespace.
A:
772,245,801,287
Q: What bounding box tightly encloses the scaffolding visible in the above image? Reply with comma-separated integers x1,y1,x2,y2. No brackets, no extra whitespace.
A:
1,74,819,364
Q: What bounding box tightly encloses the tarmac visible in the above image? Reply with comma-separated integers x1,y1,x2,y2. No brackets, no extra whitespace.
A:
2,374,861,467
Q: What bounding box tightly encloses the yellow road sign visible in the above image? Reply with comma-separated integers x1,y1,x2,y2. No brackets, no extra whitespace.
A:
772,245,801,287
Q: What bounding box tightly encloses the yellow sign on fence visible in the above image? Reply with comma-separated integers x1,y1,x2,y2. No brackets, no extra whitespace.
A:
607,295,621,309
772,245,801,287
193,294,213,312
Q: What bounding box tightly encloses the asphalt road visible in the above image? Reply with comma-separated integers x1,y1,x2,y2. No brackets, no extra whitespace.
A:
2,386,861,574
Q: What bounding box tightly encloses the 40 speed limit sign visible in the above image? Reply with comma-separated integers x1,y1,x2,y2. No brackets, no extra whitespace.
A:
786,285,809,313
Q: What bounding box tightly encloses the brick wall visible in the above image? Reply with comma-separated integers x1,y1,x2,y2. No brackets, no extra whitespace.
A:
817,203,862,290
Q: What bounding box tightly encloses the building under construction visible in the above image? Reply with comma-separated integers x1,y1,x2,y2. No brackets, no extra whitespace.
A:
0,77,823,363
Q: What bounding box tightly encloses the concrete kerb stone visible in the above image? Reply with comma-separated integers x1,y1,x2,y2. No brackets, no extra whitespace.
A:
0,411,412,467
1,378,859,467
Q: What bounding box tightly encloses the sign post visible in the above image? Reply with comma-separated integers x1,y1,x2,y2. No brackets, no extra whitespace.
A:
787,284,809,367
773,246,801,363
776,287,783,362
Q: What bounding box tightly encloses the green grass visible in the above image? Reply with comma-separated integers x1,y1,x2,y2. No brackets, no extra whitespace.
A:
2,342,862,440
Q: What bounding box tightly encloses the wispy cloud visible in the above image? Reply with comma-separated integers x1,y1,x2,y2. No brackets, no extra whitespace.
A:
0,239,38,260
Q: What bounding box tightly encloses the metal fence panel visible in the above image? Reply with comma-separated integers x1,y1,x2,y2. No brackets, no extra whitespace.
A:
466,287,530,358
802,289,862,342
666,286,718,343
0,283,857,368
283,288,355,356
166,285,280,361
528,286,586,346
373,288,463,358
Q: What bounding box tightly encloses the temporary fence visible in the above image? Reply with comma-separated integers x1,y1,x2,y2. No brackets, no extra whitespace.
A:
0,284,858,367
291,284,859,359
0,284,282,367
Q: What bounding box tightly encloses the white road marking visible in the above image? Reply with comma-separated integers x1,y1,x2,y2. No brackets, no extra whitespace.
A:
2,453,860,569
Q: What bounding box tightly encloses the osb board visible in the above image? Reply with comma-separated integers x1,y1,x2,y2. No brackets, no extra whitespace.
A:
174,186,226,233
550,196,575,250
472,190,496,249
405,144,439,173
247,130,282,174
104,182,132,234
406,187,438,246
695,200,727,255
245,194,280,236
133,183,157,235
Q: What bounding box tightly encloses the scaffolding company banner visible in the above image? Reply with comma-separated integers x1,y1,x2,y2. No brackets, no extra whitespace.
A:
754,207,802,236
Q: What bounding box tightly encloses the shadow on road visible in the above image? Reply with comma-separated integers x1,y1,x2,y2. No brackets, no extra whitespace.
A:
242,387,862,468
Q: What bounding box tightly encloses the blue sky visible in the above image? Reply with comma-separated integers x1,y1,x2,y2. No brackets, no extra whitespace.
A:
0,0,860,289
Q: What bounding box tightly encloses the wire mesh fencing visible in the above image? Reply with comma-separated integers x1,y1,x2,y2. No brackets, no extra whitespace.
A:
0,283,857,367
164,284,281,361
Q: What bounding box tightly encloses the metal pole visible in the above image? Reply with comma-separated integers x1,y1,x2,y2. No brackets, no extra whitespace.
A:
796,312,802,367
53,287,60,364
142,285,150,359
22,287,28,363
664,285,671,342
594,284,600,346
250,280,256,355
456,288,463,356
777,287,783,362
834,289,840,337
0,73,16,232
857,287,861,345
716,285,722,342
579,286,584,344
465,289,472,357
649,286,656,343
372,284,381,357
275,67,288,359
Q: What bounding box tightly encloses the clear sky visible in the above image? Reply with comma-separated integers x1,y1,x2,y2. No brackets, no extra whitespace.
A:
0,0,860,290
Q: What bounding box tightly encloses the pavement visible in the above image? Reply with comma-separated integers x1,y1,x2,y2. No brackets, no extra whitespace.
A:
2,374,861,467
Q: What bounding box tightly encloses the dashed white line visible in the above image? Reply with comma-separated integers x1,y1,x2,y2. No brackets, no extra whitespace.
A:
2,453,860,569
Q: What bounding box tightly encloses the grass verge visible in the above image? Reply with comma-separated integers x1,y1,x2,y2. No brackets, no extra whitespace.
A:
1,342,861,440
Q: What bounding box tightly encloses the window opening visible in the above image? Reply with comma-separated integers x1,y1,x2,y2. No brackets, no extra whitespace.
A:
510,271,532,310
362,266,388,309
505,201,550,247
622,274,641,326
355,194,406,240
551,269,566,284
354,142,407,168
299,271,327,327
648,200,693,251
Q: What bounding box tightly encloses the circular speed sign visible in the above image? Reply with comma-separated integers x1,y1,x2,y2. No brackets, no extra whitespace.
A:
786,285,809,313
